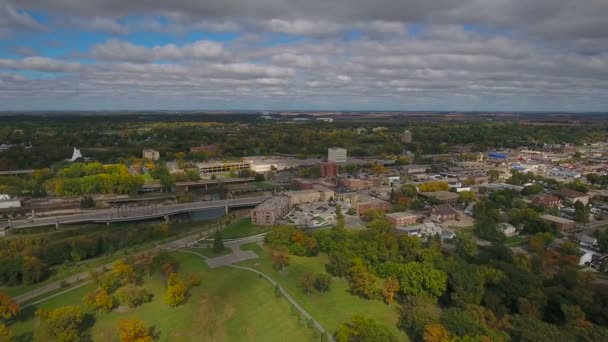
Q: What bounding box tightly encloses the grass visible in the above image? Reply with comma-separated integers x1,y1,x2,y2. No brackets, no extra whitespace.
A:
238,243,409,341
11,252,314,342
221,217,275,239
505,235,528,247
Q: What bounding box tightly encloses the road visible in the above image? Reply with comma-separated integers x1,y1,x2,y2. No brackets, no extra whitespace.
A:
9,196,269,229
13,228,218,304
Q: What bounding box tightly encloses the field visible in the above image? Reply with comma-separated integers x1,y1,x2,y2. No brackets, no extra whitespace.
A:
238,243,409,341
220,217,276,239
11,252,314,342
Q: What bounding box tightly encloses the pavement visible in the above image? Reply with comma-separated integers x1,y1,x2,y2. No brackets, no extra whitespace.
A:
205,235,263,268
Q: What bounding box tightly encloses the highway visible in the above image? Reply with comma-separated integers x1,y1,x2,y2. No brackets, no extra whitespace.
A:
9,196,269,229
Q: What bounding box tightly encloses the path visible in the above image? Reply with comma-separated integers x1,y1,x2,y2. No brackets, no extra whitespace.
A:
180,249,334,341
205,235,264,268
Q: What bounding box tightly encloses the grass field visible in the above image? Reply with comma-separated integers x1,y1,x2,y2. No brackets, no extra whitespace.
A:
238,243,409,341
221,217,276,239
11,252,315,342
505,235,528,247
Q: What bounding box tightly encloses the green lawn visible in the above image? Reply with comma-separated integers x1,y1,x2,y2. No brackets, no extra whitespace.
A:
238,243,409,341
505,235,528,247
221,217,275,239
11,252,314,342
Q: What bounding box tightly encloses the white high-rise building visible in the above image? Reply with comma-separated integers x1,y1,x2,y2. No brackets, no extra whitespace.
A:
328,147,347,163
401,130,412,143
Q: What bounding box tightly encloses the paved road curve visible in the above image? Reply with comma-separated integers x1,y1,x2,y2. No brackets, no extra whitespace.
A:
9,196,269,229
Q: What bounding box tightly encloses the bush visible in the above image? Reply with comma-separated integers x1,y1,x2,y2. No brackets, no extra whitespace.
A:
116,286,153,308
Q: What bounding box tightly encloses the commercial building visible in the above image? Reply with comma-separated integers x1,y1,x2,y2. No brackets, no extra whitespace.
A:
353,200,390,217
284,186,335,206
497,222,518,237
341,177,383,190
488,152,508,160
293,178,315,190
319,161,339,178
251,196,290,225
386,211,419,227
418,191,459,205
328,147,347,163
142,149,160,161
401,130,412,143
540,214,575,232
196,161,249,175
548,168,581,179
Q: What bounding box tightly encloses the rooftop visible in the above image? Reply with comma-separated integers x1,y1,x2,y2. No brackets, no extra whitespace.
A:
386,211,418,219
254,195,290,210
540,214,574,224
419,190,459,201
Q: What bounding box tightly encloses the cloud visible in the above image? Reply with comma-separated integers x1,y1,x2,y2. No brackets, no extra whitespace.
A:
90,39,226,62
0,56,80,72
0,1,43,35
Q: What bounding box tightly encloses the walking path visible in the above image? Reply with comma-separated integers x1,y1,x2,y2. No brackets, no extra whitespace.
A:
179,248,333,341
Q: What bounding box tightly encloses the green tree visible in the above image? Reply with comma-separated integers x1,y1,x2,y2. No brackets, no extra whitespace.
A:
213,230,224,253
396,262,447,301
314,273,332,293
458,191,477,205
455,232,478,260
336,315,398,342
36,306,84,342
300,272,316,295
348,258,376,299
573,200,590,223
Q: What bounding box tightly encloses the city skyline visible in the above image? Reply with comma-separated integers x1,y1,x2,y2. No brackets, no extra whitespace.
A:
0,0,607,111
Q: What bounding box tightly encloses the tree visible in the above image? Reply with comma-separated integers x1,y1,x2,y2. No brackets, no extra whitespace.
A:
0,292,19,320
396,262,447,301
314,273,332,293
335,204,345,230
383,277,400,306
419,181,449,192
487,170,499,182
84,288,114,313
458,191,477,205
36,306,84,342
423,323,451,342
118,318,153,342
0,322,14,341
573,200,590,223
455,232,478,260
213,230,224,253
113,259,136,284
402,184,418,198
22,256,46,285
165,274,186,306
348,259,376,299
336,315,398,342
271,247,290,270
116,286,153,308
301,272,316,295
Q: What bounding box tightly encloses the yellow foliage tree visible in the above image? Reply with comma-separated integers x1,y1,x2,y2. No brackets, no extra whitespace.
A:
118,318,153,342
0,292,19,320
383,277,400,306
419,181,449,192
423,323,452,342
113,259,136,284
84,289,114,313
164,276,186,307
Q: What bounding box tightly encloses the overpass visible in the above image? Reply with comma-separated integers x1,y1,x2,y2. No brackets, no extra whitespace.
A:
141,177,254,191
7,196,269,230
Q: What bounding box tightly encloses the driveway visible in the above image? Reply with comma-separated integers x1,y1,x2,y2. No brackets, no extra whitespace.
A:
206,235,263,268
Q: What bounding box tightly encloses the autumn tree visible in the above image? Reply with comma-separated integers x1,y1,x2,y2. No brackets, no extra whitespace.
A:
165,274,186,306
116,286,153,309
118,318,153,342
271,247,290,270
419,181,449,192
0,292,19,342
84,288,114,313
383,277,400,306
423,323,451,342
348,258,376,299
113,259,136,284
36,306,84,342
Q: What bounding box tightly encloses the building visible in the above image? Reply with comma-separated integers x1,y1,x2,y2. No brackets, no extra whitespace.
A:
532,195,562,208
251,196,290,225
284,187,335,206
196,161,249,175
316,118,333,123
0,194,21,209
429,204,459,222
293,178,315,190
539,214,576,232
319,161,339,178
142,149,160,161
555,189,589,205
70,147,83,161
497,222,518,237
341,177,383,190
190,145,219,156
353,200,390,217
418,191,459,205
328,147,347,163
401,130,412,143
548,168,581,179
488,152,508,160
386,211,419,227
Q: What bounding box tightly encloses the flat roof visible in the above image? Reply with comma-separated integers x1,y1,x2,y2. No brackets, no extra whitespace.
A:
540,214,574,224
386,211,418,219
419,190,459,200
254,195,290,210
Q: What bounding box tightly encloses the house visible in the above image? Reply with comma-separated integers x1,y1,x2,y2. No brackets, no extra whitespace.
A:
539,214,576,232
386,211,419,227
555,189,589,205
142,149,160,161
430,204,459,222
419,191,459,205
579,249,593,266
577,235,598,249
496,222,518,237
532,195,562,208
0,194,21,209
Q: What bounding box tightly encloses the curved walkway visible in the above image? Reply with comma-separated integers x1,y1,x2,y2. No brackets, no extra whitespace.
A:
179,249,334,341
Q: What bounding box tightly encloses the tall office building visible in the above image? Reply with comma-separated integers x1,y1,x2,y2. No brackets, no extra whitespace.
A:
327,147,347,163
401,130,412,143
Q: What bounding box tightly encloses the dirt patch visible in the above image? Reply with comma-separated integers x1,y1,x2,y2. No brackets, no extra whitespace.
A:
114,305,131,313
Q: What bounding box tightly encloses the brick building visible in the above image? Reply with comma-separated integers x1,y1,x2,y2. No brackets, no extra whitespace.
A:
319,161,339,178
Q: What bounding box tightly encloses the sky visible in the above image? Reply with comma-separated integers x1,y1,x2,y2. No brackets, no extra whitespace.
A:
0,0,607,111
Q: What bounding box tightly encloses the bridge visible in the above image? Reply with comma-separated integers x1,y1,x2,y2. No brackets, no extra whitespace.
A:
7,196,269,230
141,177,254,191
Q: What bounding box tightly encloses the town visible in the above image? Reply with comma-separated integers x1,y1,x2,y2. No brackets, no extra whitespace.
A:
1,113,608,340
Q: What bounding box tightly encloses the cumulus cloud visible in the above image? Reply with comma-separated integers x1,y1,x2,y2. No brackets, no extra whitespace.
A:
90,39,226,62
0,56,80,72
0,1,43,35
